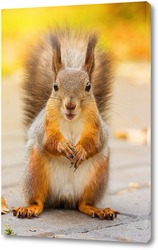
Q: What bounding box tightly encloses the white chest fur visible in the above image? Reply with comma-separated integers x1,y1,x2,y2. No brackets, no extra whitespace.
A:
49,156,95,206
49,118,96,207
59,118,84,146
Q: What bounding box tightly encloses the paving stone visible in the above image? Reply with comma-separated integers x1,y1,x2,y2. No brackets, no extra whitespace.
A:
62,219,151,243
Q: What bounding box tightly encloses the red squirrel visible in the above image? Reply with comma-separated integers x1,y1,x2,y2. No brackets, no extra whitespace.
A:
13,29,119,220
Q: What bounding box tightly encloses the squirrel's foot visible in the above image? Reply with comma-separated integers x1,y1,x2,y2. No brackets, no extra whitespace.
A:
79,204,119,220
73,144,87,169
57,139,75,159
94,207,119,220
13,205,43,219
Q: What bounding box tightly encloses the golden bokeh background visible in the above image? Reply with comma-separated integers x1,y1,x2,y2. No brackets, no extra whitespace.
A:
2,2,150,76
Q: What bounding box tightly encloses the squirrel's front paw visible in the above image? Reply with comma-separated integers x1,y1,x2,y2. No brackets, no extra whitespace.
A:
73,144,87,169
57,139,75,160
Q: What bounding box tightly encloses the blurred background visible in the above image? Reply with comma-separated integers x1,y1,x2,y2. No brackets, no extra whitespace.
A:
2,2,150,74
2,2,151,167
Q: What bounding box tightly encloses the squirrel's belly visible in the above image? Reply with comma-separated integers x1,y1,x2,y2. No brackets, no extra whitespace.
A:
48,156,95,208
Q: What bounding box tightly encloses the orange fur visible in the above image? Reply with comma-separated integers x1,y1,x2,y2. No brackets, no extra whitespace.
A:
44,100,64,156
13,148,50,218
79,156,109,206
44,125,64,156
78,156,118,219
78,103,100,158
28,148,50,203
13,30,118,220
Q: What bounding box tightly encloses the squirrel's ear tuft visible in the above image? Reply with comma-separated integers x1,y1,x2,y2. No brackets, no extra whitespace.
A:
50,34,63,79
83,34,98,79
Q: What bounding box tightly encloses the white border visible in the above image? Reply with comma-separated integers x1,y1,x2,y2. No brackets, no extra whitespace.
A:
0,0,157,249
0,0,154,9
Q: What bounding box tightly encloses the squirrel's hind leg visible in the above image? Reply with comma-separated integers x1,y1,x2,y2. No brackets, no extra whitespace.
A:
78,203,119,220
13,200,44,219
13,148,50,218
78,157,119,220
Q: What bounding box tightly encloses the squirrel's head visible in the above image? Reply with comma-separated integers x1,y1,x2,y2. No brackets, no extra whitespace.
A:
49,34,97,121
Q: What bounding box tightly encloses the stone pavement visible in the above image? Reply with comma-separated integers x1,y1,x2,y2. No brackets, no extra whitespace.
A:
1,139,151,242
1,63,151,242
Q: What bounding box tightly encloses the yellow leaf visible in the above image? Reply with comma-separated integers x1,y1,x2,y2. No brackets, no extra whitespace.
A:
1,197,10,214
128,182,140,188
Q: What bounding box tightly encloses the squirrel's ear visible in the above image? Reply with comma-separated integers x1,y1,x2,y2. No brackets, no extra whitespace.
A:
50,34,63,79
83,34,98,78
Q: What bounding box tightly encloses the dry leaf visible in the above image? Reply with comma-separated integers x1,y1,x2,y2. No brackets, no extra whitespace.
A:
116,189,128,195
128,182,140,189
116,183,140,195
54,234,66,238
1,197,10,214
114,128,150,145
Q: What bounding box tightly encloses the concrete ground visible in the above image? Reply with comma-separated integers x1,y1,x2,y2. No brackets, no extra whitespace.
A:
1,62,151,242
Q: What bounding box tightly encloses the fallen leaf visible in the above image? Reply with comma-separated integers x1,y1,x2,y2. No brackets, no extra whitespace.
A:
1,197,10,214
36,232,55,238
54,234,66,238
116,184,140,195
114,128,150,145
116,189,128,195
128,182,140,189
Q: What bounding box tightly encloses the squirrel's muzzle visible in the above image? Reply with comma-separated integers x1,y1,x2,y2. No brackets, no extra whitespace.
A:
65,97,76,111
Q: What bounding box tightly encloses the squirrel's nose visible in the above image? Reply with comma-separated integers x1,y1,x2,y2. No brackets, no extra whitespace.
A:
65,103,76,111
65,97,77,111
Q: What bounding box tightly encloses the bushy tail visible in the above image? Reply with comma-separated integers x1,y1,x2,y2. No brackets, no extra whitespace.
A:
22,29,114,128
22,34,54,128
93,47,114,121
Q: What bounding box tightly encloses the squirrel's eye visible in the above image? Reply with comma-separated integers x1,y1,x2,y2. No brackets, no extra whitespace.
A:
85,82,91,92
53,82,58,91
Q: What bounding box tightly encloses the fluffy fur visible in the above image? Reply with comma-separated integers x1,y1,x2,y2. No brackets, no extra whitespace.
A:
13,28,119,220
23,28,114,128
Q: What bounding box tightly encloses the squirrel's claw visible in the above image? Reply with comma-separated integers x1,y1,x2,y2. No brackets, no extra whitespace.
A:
67,154,76,167
72,144,87,169
73,167,77,173
57,140,74,159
